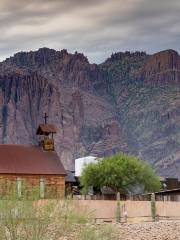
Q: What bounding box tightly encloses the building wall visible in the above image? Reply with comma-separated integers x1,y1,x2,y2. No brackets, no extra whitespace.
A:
75,156,97,177
0,174,65,199
156,193,180,201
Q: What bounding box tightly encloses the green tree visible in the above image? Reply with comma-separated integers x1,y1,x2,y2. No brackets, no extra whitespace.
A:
80,153,161,195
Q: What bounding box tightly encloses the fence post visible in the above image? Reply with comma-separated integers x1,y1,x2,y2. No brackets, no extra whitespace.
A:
151,193,156,222
116,192,121,223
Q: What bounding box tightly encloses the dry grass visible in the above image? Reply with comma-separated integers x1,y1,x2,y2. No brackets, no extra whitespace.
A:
0,197,120,240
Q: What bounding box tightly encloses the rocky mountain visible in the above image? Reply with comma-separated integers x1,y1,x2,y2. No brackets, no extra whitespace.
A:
0,48,179,177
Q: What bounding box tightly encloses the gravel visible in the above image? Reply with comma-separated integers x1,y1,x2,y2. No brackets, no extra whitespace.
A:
118,221,180,240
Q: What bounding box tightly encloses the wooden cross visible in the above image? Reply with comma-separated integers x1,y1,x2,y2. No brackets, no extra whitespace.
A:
44,112,48,124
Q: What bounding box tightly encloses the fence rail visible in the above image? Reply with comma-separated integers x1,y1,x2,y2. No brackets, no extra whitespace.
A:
74,194,180,202
93,216,180,223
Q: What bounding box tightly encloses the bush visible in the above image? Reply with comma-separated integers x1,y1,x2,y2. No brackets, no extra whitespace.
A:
0,195,118,240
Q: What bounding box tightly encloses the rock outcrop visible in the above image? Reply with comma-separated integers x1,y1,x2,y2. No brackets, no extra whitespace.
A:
141,49,180,85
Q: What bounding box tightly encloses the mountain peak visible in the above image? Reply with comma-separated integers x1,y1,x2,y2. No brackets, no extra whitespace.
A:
2,47,89,69
141,49,180,85
155,49,179,55
104,51,147,64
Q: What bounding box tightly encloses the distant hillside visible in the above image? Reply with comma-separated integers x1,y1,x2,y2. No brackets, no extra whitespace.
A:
0,48,179,177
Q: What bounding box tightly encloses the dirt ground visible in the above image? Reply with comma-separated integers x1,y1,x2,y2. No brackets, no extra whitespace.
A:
59,221,180,239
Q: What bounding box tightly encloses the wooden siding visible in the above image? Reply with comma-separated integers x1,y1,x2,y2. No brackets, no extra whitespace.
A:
0,174,65,199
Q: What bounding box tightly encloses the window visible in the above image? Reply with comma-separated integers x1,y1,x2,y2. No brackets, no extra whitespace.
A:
40,178,45,199
17,177,22,198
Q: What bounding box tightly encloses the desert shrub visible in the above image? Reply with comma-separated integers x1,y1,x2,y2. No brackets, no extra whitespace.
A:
0,194,119,240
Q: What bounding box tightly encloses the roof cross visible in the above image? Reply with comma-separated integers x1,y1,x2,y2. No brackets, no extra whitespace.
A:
44,112,48,124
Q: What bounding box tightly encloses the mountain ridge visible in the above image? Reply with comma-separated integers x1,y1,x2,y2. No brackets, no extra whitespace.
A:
0,48,179,177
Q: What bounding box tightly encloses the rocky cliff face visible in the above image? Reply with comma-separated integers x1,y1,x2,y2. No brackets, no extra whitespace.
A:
141,49,180,85
0,48,179,177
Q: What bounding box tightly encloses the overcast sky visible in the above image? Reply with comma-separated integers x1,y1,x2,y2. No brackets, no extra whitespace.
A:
0,0,179,63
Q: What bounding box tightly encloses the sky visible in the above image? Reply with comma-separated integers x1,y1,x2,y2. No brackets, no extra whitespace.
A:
0,0,179,63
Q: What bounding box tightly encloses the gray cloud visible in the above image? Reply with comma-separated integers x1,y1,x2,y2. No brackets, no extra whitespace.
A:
0,0,179,63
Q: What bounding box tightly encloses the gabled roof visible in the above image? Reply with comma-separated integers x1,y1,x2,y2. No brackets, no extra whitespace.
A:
36,124,57,135
0,145,66,175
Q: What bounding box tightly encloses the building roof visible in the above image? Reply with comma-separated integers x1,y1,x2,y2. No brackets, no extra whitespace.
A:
65,170,76,183
0,145,66,175
36,124,57,135
155,188,180,194
139,188,180,196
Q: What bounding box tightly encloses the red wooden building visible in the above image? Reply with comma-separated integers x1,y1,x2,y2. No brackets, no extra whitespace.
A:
0,118,66,199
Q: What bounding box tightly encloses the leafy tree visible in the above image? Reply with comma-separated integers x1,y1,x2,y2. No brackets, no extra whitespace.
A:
80,153,161,194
